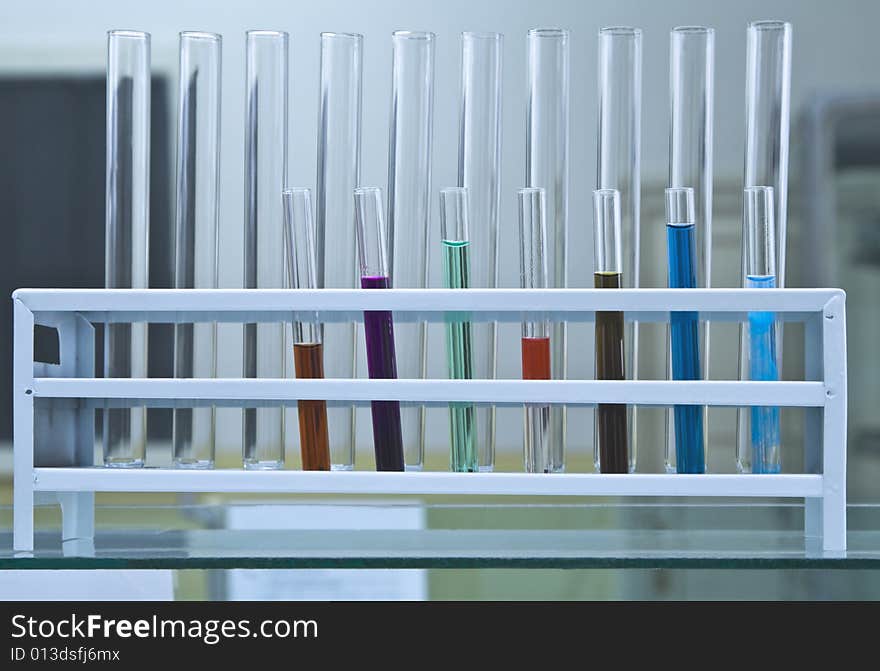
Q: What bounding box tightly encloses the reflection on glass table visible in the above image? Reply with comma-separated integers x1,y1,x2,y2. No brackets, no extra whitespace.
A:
1,501,879,569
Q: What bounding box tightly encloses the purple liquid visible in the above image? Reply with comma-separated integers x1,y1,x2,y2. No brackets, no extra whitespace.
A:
361,275,405,471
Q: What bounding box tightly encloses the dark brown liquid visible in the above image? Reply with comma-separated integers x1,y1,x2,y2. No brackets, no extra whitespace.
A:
594,271,628,473
293,343,331,471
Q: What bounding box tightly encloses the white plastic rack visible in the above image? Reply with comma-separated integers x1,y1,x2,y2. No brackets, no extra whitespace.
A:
12,287,847,554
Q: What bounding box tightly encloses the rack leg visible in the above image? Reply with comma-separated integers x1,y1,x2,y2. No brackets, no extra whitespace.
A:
13,298,35,555
59,492,95,557
821,294,847,554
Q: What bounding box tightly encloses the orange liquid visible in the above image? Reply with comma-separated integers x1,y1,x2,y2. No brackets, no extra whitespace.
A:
293,343,331,471
521,337,551,380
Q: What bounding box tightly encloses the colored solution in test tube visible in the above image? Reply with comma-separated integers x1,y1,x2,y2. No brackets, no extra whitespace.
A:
744,186,781,474
354,187,405,472
104,30,150,468
665,187,705,474
519,187,553,473
173,31,221,469
283,188,331,471
593,189,628,474
440,188,477,472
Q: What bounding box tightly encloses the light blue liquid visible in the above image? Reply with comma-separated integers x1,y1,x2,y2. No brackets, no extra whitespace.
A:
666,223,705,474
747,274,781,474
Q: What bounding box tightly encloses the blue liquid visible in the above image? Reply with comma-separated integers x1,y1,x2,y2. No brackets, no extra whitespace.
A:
666,223,705,474
747,274,781,474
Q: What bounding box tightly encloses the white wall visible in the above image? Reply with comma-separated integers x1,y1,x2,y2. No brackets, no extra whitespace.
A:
2,0,878,464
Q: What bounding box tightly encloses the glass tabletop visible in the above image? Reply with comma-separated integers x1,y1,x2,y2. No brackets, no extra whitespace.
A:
2,500,880,569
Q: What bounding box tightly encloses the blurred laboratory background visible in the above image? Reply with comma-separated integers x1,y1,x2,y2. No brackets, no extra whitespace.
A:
1,0,879,598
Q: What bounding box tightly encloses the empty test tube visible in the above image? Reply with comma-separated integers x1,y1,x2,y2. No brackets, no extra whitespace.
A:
104,30,150,468
173,31,221,469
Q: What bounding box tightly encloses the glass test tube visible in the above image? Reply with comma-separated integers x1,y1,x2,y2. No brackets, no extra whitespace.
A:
738,21,791,470
104,30,150,468
519,187,553,473
172,32,221,469
439,187,477,472
593,189,628,474
526,28,569,473
355,187,405,472
316,32,362,471
387,31,434,471
666,26,713,473
744,186,781,474
665,188,706,474
283,189,331,471
243,30,288,470
459,31,503,472
597,27,641,473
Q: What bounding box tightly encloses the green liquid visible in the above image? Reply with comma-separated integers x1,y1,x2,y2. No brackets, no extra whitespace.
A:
442,240,477,472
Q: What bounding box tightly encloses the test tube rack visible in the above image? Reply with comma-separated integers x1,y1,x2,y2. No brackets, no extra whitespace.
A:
11,287,847,554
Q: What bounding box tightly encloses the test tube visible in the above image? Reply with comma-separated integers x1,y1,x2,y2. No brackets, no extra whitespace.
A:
743,186,781,474
243,30,288,470
526,28,569,472
440,187,477,472
737,21,791,469
459,31,503,472
316,32,362,471
667,26,713,473
355,187,405,472
665,188,706,474
593,189,628,474
519,187,553,474
283,188,330,471
597,27,641,473
104,30,150,468
172,32,221,469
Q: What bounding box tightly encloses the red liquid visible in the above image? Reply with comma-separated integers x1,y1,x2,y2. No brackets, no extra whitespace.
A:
293,343,331,471
521,337,551,380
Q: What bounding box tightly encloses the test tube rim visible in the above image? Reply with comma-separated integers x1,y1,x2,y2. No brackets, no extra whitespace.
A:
392,30,436,41
518,186,545,197
179,31,221,42
320,31,363,41
354,186,382,198
527,28,569,39
283,186,311,197
107,29,150,41
461,31,503,41
599,26,642,38
671,26,714,35
246,29,289,39
748,19,791,32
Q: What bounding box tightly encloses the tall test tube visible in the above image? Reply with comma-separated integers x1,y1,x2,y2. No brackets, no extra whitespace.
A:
439,187,477,472
387,31,435,471
597,26,641,472
593,189,628,474
284,188,331,471
738,21,791,469
743,186,781,474
104,30,150,468
243,30,288,469
519,187,553,473
316,32,362,470
355,187,405,472
526,28,569,472
667,26,713,473
458,31,502,472
173,32,221,469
